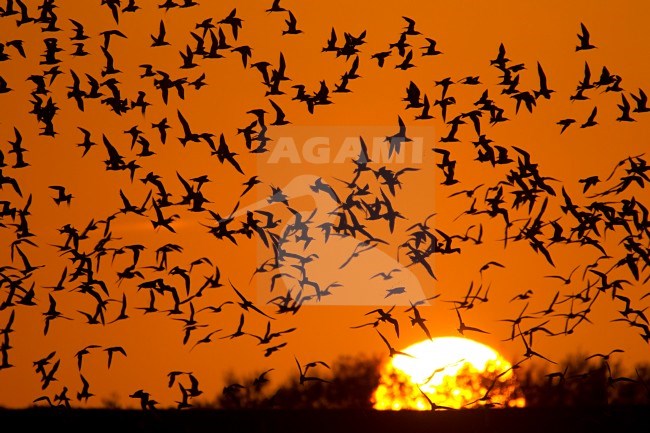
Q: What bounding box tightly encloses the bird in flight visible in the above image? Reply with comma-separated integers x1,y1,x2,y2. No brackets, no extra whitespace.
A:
104,346,127,369
230,281,274,319
580,106,598,128
545,265,580,285
48,186,73,206
455,307,489,335
376,330,414,358
576,23,596,51
385,115,412,157
557,118,576,134
295,356,331,384
371,269,401,280
282,11,302,35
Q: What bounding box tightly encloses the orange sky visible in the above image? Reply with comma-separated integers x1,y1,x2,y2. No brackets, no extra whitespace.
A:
0,0,649,409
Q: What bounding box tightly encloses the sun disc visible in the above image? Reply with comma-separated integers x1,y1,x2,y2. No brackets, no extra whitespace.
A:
372,337,526,410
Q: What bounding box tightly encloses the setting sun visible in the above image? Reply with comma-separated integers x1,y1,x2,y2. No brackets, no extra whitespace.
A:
372,337,526,410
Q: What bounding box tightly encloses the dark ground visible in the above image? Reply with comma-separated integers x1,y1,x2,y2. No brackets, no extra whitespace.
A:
1,407,649,433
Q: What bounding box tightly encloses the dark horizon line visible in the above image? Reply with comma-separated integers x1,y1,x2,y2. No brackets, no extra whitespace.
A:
1,405,650,433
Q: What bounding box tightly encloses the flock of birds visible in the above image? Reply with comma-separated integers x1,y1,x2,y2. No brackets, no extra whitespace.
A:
1,0,650,410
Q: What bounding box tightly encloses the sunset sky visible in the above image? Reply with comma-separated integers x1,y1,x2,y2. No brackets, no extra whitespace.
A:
1,0,649,409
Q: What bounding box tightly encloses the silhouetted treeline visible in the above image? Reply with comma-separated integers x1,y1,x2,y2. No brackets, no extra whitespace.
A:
519,353,650,407
213,354,383,409
204,352,650,409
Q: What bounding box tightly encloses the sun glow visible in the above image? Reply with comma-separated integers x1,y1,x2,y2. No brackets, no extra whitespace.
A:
372,337,526,410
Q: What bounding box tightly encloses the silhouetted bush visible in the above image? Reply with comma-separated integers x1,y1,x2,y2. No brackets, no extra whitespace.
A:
202,352,650,410
519,353,650,407
210,354,382,409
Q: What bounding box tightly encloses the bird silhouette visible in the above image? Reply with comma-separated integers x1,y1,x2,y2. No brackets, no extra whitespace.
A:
376,330,413,358
617,94,636,122
294,356,331,384
269,99,290,125
151,20,170,47
385,115,412,157
455,306,489,335
77,374,94,402
581,106,598,128
43,294,72,335
282,11,302,35
395,50,415,70
104,346,127,369
371,50,391,67
75,344,101,370
576,23,596,51
230,281,274,319
421,38,442,56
